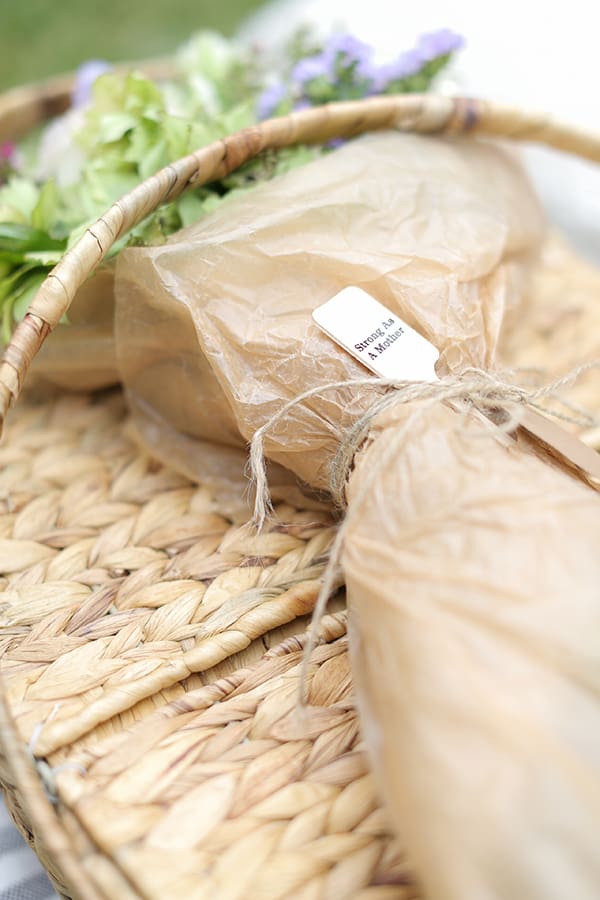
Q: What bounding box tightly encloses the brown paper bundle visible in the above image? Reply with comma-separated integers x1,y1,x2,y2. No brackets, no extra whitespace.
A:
109,130,600,898
344,400,600,900
115,132,546,489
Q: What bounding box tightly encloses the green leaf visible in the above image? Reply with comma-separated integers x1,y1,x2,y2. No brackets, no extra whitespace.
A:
0,250,27,266
123,118,159,163
0,203,28,225
95,112,138,144
217,100,255,135
90,71,163,117
122,73,164,116
65,216,102,251
0,260,42,299
12,270,48,324
0,266,50,343
0,177,39,220
163,116,193,160
31,180,58,231
177,191,212,228
176,31,238,87
81,162,138,211
22,249,63,265
186,119,224,152
0,247,63,266
0,223,65,253
138,138,169,180
127,202,182,245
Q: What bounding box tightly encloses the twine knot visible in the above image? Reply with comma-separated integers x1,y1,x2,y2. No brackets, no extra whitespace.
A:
248,361,599,707
250,363,599,525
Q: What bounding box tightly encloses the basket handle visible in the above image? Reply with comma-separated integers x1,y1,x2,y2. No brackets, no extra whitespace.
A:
1,93,600,425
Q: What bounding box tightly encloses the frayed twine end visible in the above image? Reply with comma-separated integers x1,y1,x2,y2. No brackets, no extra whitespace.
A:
249,427,273,531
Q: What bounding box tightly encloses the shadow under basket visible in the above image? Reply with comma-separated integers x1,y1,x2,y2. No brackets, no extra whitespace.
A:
2,73,600,900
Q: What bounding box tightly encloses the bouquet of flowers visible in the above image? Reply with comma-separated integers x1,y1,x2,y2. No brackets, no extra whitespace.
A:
0,28,462,351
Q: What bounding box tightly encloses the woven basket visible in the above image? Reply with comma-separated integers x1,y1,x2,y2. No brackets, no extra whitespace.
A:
1,75,600,900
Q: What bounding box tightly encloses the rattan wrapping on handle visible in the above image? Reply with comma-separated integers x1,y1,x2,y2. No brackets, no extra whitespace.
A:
2,93,600,424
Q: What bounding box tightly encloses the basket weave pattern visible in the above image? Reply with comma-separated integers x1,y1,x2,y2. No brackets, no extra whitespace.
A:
51,612,414,900
0,389,413,898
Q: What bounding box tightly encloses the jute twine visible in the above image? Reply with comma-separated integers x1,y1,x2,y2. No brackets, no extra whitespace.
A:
249,363,600,699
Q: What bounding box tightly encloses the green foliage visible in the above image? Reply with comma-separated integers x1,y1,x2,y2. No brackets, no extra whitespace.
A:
0,223,66,342
0,34,254,332
0,24,462,340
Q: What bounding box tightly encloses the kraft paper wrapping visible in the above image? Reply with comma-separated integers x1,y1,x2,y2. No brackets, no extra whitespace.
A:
113,132,600,898
114,132,545,492
344,400,600,900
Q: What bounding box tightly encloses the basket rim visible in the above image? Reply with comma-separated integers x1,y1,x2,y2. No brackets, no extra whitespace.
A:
0,685,104,900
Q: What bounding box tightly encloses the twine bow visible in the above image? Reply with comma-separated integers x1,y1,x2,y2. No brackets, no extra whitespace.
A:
249,362,600,703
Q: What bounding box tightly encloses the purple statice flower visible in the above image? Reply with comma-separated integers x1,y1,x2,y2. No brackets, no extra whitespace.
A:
396,49,426,77
369,30,464,93
416,29,465,63
291,52,335,85
293,98,312,112
291,34,375,91
257,82,288,120
370,50,424,92
324,33,372,65
354,55,381,84
71,59,112,108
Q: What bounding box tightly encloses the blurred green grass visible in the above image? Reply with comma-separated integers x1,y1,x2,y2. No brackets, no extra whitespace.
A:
1,0,266,90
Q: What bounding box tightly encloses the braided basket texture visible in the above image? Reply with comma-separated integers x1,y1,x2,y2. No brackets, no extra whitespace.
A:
0,75,599,900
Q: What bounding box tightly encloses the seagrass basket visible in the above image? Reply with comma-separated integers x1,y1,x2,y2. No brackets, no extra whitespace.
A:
1,71,600,900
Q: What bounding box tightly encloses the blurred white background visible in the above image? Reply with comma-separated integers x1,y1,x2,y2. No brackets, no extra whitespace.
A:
243,0,600,261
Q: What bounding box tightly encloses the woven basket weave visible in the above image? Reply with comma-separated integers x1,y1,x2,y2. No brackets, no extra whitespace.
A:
1,75,600,900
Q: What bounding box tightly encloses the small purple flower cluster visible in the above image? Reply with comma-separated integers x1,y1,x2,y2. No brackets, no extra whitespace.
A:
370,30,464,91
257,83,288,120
257,28,464,120
290,33,371,85
71,60,112,109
